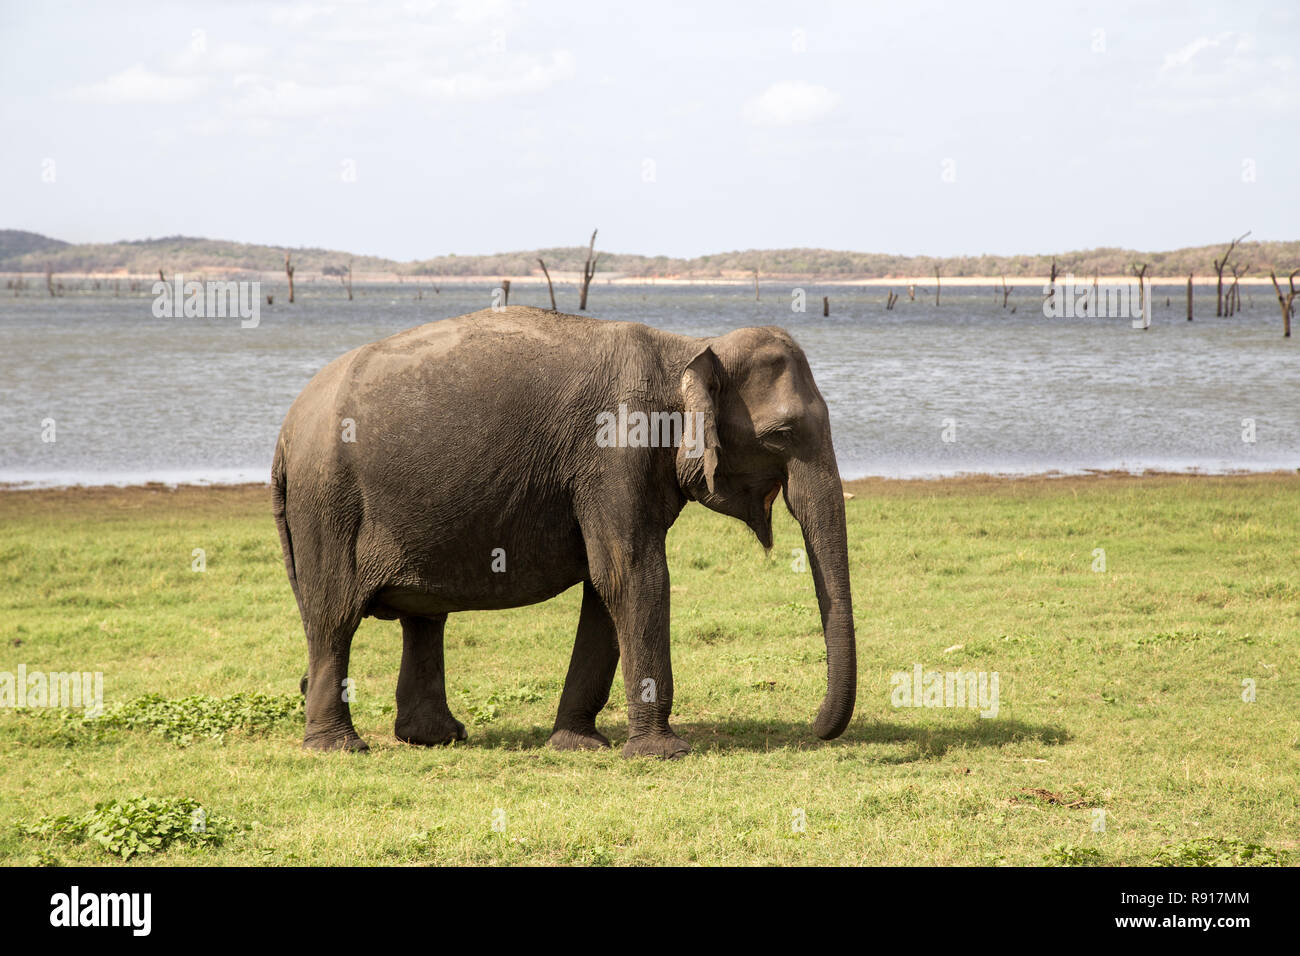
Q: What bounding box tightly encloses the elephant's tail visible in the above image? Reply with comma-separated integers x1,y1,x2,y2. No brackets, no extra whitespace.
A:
271,434,302,615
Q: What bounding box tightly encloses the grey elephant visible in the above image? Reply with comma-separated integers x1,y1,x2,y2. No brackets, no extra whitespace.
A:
272,305,856,757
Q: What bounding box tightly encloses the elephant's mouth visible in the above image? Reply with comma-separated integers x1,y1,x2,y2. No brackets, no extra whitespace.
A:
763,482,781,517
745,481,782,551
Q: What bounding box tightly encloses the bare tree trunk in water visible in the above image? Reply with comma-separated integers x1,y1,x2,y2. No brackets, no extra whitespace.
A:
1269,269,1297,338
1213,231,1250,316
538,259,557,311
579,229,598,311
1131,262,1149,329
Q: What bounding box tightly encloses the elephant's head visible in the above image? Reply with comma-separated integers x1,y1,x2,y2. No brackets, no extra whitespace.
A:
675,327,856,740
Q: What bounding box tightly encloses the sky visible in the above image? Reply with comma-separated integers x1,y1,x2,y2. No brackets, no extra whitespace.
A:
1,0,1296,261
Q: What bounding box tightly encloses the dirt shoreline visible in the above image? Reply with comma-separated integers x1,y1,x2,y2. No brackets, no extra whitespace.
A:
2,470,1295,511
1,271,1280,288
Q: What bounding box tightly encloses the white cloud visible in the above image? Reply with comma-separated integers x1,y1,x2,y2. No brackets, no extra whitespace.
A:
412,51,575,101
70,64,209,104
68,0,572,130
1161,32,1253,74
222,78,372,118
742,81,838,127
1152,31,1297,113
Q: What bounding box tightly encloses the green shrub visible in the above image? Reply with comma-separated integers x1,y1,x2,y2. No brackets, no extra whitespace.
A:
1152,838,1286,867
1044,844,1103,866
18,796,242,860
100,692,303,745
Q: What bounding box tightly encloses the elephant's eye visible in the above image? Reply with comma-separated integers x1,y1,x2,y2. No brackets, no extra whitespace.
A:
758,425,795,450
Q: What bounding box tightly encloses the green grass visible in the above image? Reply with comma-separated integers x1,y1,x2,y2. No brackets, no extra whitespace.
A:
1,474,1297,866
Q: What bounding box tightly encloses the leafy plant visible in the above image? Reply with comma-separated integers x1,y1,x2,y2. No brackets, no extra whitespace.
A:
1044,844,1103,866
407,826,446,853
1152,838,1286,867
563,843,614,866
585,844,614,866
3,708,117,748
456,692,498,725
100,692,303,745
18,796,242,860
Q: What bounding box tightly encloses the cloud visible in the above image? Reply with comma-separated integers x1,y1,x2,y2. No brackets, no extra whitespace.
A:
742,81,838,127
70,64,209,104
67,0,572,130
1152,31,1296,113
1160,32,1253,74
222,78,372,118
412,50,576,101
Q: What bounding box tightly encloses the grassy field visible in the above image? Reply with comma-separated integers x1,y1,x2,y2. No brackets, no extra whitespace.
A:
0,473,1296,866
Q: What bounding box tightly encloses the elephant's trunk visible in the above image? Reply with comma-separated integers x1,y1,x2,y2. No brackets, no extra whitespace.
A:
784,453,856,740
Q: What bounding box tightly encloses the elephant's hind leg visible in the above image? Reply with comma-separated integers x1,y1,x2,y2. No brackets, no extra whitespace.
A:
395,614,467,746
303,610,367,752
549,581,619,751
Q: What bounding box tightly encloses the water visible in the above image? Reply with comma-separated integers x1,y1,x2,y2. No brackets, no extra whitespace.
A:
1,282,1296,486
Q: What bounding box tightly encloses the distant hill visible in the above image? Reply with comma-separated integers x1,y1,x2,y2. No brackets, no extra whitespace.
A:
0,229,68,260
0,233,394,277
3,229,1297,280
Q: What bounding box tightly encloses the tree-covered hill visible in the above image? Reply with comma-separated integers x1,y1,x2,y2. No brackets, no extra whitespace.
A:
0,229,68,260
3,230,1296,279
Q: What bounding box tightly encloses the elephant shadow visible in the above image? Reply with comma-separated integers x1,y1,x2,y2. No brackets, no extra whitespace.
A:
845,717,1069,762
470,716,1070,760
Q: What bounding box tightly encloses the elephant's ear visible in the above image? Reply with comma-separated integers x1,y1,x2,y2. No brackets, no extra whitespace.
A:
680,346,722,494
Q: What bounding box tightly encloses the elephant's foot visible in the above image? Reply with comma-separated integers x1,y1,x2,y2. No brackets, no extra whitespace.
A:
303,729,369,752
395,714,467,747
622,732,690,759
548,726,612,751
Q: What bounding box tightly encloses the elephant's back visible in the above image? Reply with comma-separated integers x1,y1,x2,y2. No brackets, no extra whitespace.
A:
284,307,602,417
277,306,647,483
362,305,625,370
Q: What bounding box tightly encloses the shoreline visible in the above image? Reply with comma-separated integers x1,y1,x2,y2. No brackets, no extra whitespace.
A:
3,467,1296,497
1,271,1282,288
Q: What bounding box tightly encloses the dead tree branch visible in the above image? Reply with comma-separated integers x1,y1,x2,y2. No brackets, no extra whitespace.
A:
1214,230,1251,316
284,252,296,304
579,229,599,311
1269,268,1297,338
538,259,557,311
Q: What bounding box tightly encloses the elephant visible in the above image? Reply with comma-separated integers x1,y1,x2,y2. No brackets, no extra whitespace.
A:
271,305,856,758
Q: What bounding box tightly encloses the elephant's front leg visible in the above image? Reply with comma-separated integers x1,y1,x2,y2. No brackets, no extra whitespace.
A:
587,535,689,759
394,614,467,746
550,581,620,751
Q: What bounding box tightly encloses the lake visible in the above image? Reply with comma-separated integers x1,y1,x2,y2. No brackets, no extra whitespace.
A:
1,281,1295,486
